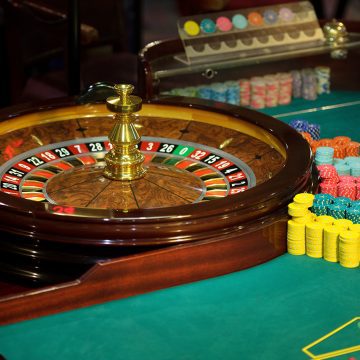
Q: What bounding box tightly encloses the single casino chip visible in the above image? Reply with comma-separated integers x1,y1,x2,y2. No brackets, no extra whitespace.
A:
288,202,310,217
263,9,278,24
200,18,216,33
278,7,295,22
184,20,200,36
232,14,248,29
248,11,263,26
316,215,334,225
333,218,353,230
294,193,315,208
216,16,232,31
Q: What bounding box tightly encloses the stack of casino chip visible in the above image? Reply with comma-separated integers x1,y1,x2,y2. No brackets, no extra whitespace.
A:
301,68,317,100
291,70,302,98
277,72,293,105
305,221,324,258
315,66,331,95
289,119,309,133
315,147,334,165
225,81,240,105
287,193,315,255
197,86,213,100
287,192,360,267
287,220,306,255
239,79,251,106
211,83,227,102
289,119,321,141
312,193,334,215
264,75,279,107
337,178,357,200
250,77,266,109
338,230,360,268
327,203,347,219
323,224,340,262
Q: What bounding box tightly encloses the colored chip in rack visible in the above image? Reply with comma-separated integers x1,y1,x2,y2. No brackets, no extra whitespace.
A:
248,12,263,26
216,16,233,32
232,14,248,29
263,9,278,24
278,7,295,22
200,18,216,33
184,20,200,36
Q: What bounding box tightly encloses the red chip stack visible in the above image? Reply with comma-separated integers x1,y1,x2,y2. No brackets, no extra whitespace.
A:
250,77,266,109
277,73,293,105
239,79,251,106
264,75,279,107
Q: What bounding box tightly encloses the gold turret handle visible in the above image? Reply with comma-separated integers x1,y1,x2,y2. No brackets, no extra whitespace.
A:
103,84,147,181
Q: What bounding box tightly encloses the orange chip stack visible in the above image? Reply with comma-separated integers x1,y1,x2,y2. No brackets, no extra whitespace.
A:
345,141,360,156
333,144,346,159
334,136,351,146
318,138,333,147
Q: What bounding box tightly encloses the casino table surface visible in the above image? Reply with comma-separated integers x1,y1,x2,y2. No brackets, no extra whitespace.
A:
0,91,359,360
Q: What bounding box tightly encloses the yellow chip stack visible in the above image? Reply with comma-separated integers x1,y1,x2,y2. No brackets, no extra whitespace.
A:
339,230,360,268
306,221,324,258
293,193,315,208
323,224,340,262
316,215,334,226
333,219,353,231
292,213,315,224
287,219,306,255
288,202,310,217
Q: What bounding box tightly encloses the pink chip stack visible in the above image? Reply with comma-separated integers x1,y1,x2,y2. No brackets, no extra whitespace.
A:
264,75,279,107
338,176,357,200
317,164,339,196
250,77,266,109
239,79,250,106
277,73,293,105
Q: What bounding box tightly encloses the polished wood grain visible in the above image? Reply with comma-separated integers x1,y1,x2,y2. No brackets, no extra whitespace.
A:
46,164,204,209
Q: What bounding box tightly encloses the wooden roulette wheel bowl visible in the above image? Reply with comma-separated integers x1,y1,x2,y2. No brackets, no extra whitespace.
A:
0,89,316,286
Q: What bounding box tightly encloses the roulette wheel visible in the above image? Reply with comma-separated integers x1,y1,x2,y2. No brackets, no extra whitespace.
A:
0,84,315,289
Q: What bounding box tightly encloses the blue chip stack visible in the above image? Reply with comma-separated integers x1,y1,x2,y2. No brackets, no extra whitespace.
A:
335,163,351,176
291,70,302,98
301,68,317,100
211,83,227,102
346,207,360,224
315,147,334,165
289,119,309,132
327,204,347,219
333,197,352,207
225,81,240,105
312,194,334,215
198,86,213,100
307,123,321,140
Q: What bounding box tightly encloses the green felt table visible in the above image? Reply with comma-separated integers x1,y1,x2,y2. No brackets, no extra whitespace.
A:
0,91,359,360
